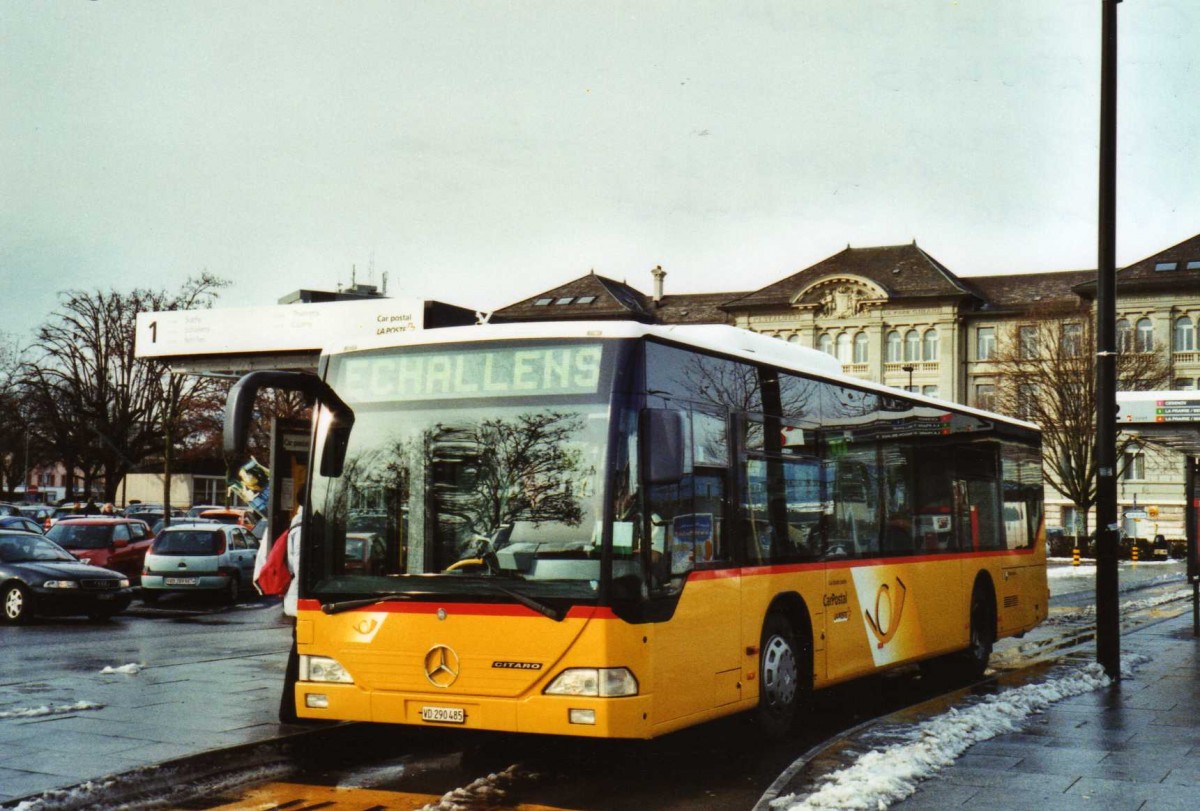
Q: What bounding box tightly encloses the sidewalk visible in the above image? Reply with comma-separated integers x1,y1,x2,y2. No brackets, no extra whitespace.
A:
762,610,1200,811
0,623,299,807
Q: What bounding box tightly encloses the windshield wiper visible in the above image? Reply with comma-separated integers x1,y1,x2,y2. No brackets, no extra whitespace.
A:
472,580,566,622
321,592,420,614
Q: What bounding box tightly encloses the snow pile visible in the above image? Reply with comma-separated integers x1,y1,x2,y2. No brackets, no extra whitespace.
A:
0,701,103,720
99,663,143,675
772,656,1147,811
419,764,535,811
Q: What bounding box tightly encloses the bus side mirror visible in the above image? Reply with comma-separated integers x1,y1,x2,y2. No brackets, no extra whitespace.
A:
644,409,687,484
223,370,356,478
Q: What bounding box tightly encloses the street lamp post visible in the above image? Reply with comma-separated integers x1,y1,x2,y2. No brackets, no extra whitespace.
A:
902,364,915,392
1095,0,1121,680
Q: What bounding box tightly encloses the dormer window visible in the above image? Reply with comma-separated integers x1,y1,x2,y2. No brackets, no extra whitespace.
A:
575,296,597,305
1155,261,1179,271
1187,261,1200,271
534,298,553,306
555,297,575,305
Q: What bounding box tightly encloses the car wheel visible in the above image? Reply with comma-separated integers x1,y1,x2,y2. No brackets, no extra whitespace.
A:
141,590,160,605
2,583,32,624
958,583,995,679
756,612,810,738
224,574,240,605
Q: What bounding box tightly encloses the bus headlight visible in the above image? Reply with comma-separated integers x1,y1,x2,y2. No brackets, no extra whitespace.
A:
299,655,354,684
544,668,638,697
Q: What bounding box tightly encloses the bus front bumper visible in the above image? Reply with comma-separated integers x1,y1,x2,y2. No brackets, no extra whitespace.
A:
293,682,655,738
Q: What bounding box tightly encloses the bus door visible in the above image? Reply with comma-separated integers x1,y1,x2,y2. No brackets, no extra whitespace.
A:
646,412,741,725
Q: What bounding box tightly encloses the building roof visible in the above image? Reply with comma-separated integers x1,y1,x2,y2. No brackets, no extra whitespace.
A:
493,270,747,325
722,243,980,310
1115,232,1200,284
969,269,1096,309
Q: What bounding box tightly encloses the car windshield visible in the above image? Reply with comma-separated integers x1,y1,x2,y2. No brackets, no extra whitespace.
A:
345,538,366,557
47,524,113,549
0,534,75,563
154,530,223,555
308,340,615,603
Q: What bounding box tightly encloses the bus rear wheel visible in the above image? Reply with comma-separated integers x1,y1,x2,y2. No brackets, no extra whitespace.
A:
756,613,809,738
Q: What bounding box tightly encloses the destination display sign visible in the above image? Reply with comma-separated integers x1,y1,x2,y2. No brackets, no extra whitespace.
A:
1120,397,1200,423
338,344,604,402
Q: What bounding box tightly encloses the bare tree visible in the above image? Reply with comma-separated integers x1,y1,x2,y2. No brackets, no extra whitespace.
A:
21,274,229,504
988,302,1170,539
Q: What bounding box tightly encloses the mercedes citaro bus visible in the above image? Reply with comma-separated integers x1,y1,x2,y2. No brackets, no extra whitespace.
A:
225,321,1047,739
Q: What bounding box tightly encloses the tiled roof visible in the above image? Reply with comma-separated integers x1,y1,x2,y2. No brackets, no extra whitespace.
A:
1116,233,1200,284
722,244,979,310
969,270,1096,308
493,271,653,322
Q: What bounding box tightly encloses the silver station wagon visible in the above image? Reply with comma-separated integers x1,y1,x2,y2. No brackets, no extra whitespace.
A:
140,523,260,604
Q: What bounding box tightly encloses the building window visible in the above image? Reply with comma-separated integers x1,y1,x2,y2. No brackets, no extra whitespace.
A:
1176,378,1197,391
1188,261,1200,271
1135,318,1154,352
818,333,833,355
886,330,902,362
922,329,938,361
1019,325,1037,358
1017,382,1036,420
786,334,801,344
1123,451,1145,481
853,331,869,364
921,385,939,398
835,332,852,363
976,327,996,360
1116,319,1133,353
1174,316,1195,352
575,296,597,305
975,382,996,410
1155,262,1179,271
1061,323,1082,356
904,329,920,362
534,298,553,306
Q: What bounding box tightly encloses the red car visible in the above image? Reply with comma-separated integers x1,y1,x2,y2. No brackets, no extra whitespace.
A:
45,518,155,585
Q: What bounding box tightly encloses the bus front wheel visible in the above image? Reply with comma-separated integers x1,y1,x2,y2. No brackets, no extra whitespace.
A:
959,584,995,679
756,613,810,738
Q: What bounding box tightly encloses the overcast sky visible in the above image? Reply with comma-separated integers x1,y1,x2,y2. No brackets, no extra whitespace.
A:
3,1,1197,341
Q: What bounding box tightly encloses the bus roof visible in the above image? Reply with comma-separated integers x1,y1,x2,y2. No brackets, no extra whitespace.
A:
329,320,1040,434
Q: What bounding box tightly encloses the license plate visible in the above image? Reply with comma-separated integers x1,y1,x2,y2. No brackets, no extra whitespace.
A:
1154,549,1169,557
421,706,465,724
165,577,199,586
97,593,113,601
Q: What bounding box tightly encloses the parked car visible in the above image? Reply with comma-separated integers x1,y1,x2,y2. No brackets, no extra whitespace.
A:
344,534,386,575
141,523,260,604
17,505,54,524
0,515,47,535
0,530,133,623
46,518,154,584
0,503,21,517
186,504,224,518
198,508,259,530
150,515,214,537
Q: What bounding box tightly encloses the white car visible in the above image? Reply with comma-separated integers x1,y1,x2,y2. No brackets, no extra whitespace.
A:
140,523,260,604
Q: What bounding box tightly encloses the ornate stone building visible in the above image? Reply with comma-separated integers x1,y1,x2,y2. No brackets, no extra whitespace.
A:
496,232,1200,540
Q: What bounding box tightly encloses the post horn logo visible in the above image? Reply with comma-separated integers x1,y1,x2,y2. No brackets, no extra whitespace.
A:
864,576,907,650
424,645,461,688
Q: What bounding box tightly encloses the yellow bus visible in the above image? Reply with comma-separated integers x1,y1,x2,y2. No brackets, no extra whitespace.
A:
225,321,1047,739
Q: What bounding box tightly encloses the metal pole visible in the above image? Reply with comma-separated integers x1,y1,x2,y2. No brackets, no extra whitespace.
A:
1094,0,1121,679
1187,457,1198,636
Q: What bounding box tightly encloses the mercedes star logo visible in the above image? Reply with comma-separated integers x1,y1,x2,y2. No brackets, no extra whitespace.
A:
424,645,461,688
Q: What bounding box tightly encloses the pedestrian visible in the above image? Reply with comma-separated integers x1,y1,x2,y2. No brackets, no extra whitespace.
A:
253,488,304,724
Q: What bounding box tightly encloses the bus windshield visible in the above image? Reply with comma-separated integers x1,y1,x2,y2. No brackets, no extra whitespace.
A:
307,340,618,604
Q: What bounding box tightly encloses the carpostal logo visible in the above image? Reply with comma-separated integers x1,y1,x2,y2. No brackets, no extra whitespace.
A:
850,569,927,666
864,576,906,649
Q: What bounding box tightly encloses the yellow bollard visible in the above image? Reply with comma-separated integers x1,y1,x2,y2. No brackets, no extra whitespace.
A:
1131,542,1138,563
1072,546,1080,567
